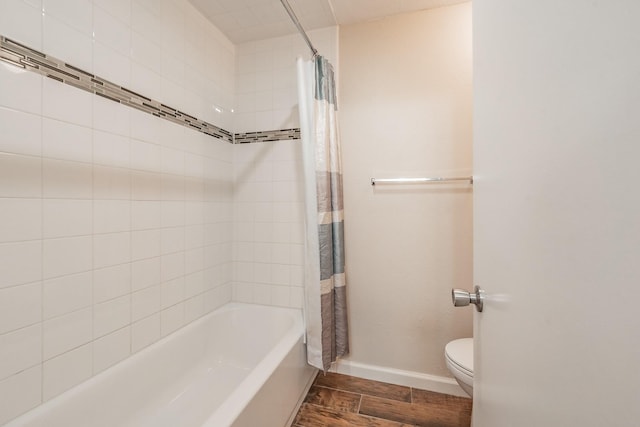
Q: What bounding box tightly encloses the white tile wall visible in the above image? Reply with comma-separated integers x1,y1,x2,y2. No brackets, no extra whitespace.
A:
0,0,42,50
0,65,42,115
43,272,93,320
42,308,93,360
0,153,42,198
0,324,41,381
43,14,94,73
160,301,185,336
43,200,93,238
132,285,161,321
93,264,131,303
0,107,42,157
42,71,93,128
42,344,92,401
43,236,93,279
0,283,42,335
43,0,94,36
131,312,161,352
228,22,334,311
92,326,131,373
42,118,92,163
0,366,42,424
0,0,234,423
233,26,338,133
232,140,305,309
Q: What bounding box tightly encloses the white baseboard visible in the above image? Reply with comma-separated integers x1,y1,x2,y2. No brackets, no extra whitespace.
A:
329,359,468,398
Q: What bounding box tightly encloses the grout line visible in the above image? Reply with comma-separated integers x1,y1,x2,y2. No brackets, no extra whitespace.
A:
89,76,96,378
128,110,134,357
39,68,44,405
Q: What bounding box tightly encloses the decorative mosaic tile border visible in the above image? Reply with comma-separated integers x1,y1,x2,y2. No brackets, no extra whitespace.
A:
0,35,301,145
234,128,301,144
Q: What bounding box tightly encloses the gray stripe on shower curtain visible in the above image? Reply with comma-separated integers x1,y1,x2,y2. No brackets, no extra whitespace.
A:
321,284,349,365
318,222,345,280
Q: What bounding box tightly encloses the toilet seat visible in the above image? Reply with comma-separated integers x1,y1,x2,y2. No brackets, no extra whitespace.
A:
445,338,473,376
445,338,473,397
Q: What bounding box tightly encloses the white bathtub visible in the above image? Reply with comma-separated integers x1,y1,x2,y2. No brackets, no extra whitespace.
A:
5,303,317,427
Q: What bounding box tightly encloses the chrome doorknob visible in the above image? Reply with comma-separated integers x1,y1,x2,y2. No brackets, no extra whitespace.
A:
452,286,484,312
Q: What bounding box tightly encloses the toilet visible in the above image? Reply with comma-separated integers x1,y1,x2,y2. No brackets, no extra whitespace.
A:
445,338,474,397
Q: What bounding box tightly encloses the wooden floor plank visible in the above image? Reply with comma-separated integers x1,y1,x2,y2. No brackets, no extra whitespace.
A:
295,373,473,427
412,388,472,412
304,385,362,413
294,403,414,427
359,395,471,427
314,372,412,403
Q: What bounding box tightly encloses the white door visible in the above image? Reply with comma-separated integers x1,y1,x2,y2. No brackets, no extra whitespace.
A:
472,1,640,426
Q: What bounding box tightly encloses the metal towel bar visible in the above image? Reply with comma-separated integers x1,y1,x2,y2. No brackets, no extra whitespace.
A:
370,176,473,185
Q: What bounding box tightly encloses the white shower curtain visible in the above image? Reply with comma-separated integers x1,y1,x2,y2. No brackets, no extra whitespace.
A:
296,55,349,372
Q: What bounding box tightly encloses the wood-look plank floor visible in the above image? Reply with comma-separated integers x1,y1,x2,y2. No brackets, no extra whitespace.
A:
293,372,471,427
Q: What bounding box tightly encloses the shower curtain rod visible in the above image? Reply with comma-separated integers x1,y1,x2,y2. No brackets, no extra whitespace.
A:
280,0,318,57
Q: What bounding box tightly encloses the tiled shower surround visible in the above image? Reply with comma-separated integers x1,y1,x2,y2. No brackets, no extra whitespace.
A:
0,0,337,423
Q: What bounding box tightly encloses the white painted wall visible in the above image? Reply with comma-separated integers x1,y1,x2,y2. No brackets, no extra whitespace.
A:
0,0,235,423
338,3,473,382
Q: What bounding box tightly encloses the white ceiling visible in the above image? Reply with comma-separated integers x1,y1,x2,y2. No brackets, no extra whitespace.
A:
188,0,470,44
